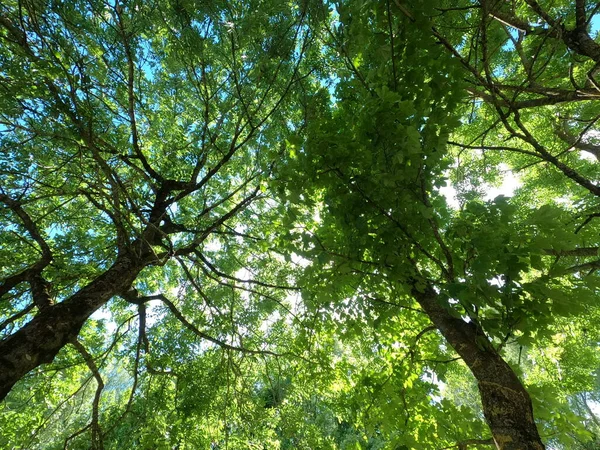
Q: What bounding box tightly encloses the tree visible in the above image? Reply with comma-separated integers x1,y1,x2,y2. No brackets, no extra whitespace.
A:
277,1,600,449
0,0,316,446
432,0,600,446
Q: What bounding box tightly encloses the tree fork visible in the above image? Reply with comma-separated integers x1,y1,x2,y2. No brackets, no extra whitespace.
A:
413,284,545,450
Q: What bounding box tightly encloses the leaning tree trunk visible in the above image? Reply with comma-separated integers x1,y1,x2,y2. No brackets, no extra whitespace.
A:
414,285,545,450
0,253,143,401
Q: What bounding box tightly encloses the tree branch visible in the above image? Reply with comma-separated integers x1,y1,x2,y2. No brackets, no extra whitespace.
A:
143,293,282,357
71,339,104,450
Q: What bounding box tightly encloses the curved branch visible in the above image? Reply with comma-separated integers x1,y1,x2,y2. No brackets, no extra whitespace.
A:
71,339,104,450
148,293,281,357
197,252,300,291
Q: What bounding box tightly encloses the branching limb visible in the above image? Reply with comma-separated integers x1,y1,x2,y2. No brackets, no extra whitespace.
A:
448,140,539,158
174,186,261,255
147,293,282,356
114,2,162,184
332,167,452,281
136,301,175,376
555,118,600,160
420,177,455,280
71,339,104,450
196,252,300,291
0,192,53,309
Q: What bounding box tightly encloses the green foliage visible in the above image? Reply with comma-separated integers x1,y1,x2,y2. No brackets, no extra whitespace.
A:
1,0,599,448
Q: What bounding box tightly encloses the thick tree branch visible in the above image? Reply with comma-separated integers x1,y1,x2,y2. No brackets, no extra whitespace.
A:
524,0,600,61
0,252,143,401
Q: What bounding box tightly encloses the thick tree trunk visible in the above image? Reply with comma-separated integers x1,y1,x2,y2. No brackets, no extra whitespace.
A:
414,285,545,450
0,254,142,401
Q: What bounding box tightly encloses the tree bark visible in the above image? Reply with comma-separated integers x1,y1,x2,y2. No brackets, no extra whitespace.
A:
0,253,143,401
413,285,545,450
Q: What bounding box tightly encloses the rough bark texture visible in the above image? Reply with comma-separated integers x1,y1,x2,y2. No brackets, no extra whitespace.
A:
0,254,142,401
414,285,545,450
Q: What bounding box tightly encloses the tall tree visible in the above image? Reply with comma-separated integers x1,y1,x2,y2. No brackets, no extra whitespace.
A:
431,0,600,446
0,0,312,405
277,1,600,449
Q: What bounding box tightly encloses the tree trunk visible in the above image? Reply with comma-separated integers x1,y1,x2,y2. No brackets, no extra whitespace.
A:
0,254,142,401
414,285,545,450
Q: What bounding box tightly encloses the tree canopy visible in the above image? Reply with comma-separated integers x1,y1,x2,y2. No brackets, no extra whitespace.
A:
0,0,599,449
